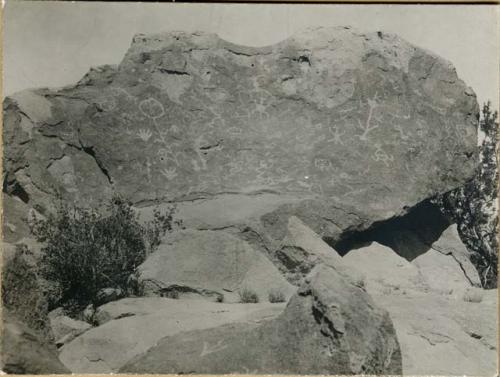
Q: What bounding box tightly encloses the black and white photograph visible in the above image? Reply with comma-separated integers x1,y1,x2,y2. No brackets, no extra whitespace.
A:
1,2,499,375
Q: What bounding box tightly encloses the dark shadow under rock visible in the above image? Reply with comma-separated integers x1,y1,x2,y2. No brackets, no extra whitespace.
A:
327,198,451,260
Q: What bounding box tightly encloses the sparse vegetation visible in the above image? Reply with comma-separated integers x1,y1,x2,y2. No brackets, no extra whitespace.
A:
163,290,180,299
238,287,259,303
268,289,286,303
434,103,498,288
30,195,175,311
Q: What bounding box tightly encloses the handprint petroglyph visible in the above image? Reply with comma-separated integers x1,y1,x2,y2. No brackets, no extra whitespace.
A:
137,128,153,142
160,167,178,180
373,144,394,167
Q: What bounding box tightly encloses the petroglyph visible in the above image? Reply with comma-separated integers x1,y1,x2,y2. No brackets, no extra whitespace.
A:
137,129,153,142
373,144,394,167
394,124,409,141
327,126,345,145
145,158,152,183
160,167,178,180
357,93,381,141
139,98,165,119
314,158,333,172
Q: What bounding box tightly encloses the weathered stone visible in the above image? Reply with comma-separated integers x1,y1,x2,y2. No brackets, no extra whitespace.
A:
121,264,402,375
1,310,70,374
59,297,286,373
336,229,496,375
2,194,33,243
48,309,92,348
342,241,426,296
413,249,476,296
3,27,477,245
138,229,295,302
375,291,497,375
424,224,481,286
275,216,363,285
95,287,125,305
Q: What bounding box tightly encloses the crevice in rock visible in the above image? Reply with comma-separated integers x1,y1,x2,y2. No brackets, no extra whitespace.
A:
80,145,113,185
3,177,30,204
74,130,113,185
157,67,190,76
325,198,451,260
431,247,476,286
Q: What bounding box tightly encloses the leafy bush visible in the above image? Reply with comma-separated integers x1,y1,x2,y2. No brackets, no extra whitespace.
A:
238,287,259,303
31,196,174,310
268,289,286,303
1,244,59,338
434,103,498,288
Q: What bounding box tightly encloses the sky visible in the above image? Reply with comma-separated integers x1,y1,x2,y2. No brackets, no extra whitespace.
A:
3,2,499,108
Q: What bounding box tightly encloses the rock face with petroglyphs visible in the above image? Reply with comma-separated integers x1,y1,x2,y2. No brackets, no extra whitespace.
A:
4,27,477,240
2,27,486,376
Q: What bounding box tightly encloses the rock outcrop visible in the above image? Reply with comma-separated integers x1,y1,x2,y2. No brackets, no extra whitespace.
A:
3,27,478,246
1,26,486,376
59,298,286,373
338,226,497,375
412,224,481,292
342,241,425,296
375,290,497,375
138,229,295,302
121,264,402,375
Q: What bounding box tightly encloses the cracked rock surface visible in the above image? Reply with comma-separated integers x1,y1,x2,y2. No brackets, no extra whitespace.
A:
3,27,477,243
2,27,491,376
120,264,402,375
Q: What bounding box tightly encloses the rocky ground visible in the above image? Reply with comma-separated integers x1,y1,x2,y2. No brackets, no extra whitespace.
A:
2,27,497,375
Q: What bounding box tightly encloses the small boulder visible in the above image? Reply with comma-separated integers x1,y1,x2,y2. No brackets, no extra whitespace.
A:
96,287,124,305
48,309,92,347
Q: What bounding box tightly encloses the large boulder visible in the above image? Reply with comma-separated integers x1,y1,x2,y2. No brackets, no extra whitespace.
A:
1,310,70,374
121,264,402,375
412,224,481,294
138,229,295,302
3,27,478,245
337,226,497,375
342,241,426,296
58,297,286,373
375,292,497,376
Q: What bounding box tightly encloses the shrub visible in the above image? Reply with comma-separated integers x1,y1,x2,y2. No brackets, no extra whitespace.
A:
268,289,286,303
238,287,259,303
30,195,174,310
2,244,57,339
